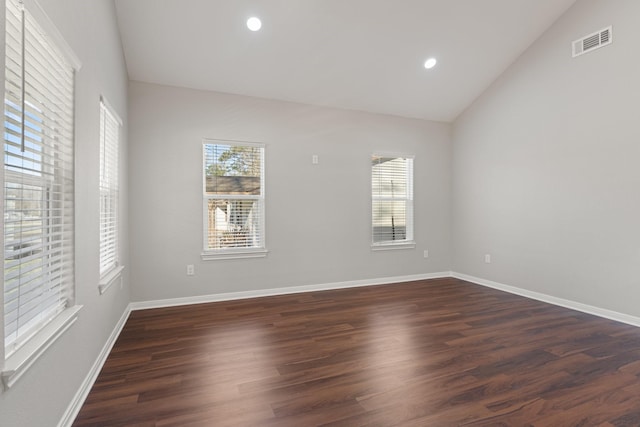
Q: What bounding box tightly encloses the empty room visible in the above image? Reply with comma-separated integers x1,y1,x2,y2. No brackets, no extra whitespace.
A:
2,0,640,425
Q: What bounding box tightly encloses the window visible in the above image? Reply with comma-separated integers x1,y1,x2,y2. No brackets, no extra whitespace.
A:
202,140,266,259
98,98,122,293
2,0,80,386
371,154,414,248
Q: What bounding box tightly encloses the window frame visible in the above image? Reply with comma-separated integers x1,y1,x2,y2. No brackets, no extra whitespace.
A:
370,153,416,250
201,139,267,260
1,0,82,389
98,96,124,294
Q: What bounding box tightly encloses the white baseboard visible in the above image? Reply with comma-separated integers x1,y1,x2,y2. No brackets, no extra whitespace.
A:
57,304,132,427
130,272,452,311
452,272,640,328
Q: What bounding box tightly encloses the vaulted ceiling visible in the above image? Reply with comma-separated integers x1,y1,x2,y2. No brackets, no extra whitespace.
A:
114,0,576,122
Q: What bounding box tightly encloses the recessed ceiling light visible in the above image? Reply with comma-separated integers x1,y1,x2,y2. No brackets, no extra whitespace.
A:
424,58,437,69
247,17,262,32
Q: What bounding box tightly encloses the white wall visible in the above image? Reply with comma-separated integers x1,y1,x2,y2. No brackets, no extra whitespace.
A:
452,0,640,315
0,1,130,426
129,81,451,302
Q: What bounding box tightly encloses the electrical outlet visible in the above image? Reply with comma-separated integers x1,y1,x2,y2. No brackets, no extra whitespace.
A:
187,264,195,276
484,254,491,264
423,250,429,258
312,154,319,164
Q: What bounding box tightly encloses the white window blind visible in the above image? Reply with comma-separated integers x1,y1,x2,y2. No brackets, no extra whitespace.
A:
371,155,414,246
3,0,75,356
99,99,120,277
203,141,265,255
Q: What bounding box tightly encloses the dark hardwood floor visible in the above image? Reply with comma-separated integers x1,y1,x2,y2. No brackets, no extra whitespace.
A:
73,278,640,426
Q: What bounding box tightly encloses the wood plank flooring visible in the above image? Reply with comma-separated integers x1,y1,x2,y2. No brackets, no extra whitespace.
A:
73,278,640,426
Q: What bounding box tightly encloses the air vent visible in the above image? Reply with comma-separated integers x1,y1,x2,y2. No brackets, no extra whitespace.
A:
572,26,612,57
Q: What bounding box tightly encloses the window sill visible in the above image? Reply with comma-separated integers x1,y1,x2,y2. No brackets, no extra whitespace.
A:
99,265,125,295
371,241,416,251
2,305,83,389
201,249,268,261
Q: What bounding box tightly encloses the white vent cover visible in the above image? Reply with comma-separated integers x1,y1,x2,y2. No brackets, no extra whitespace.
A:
572,26,612,57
